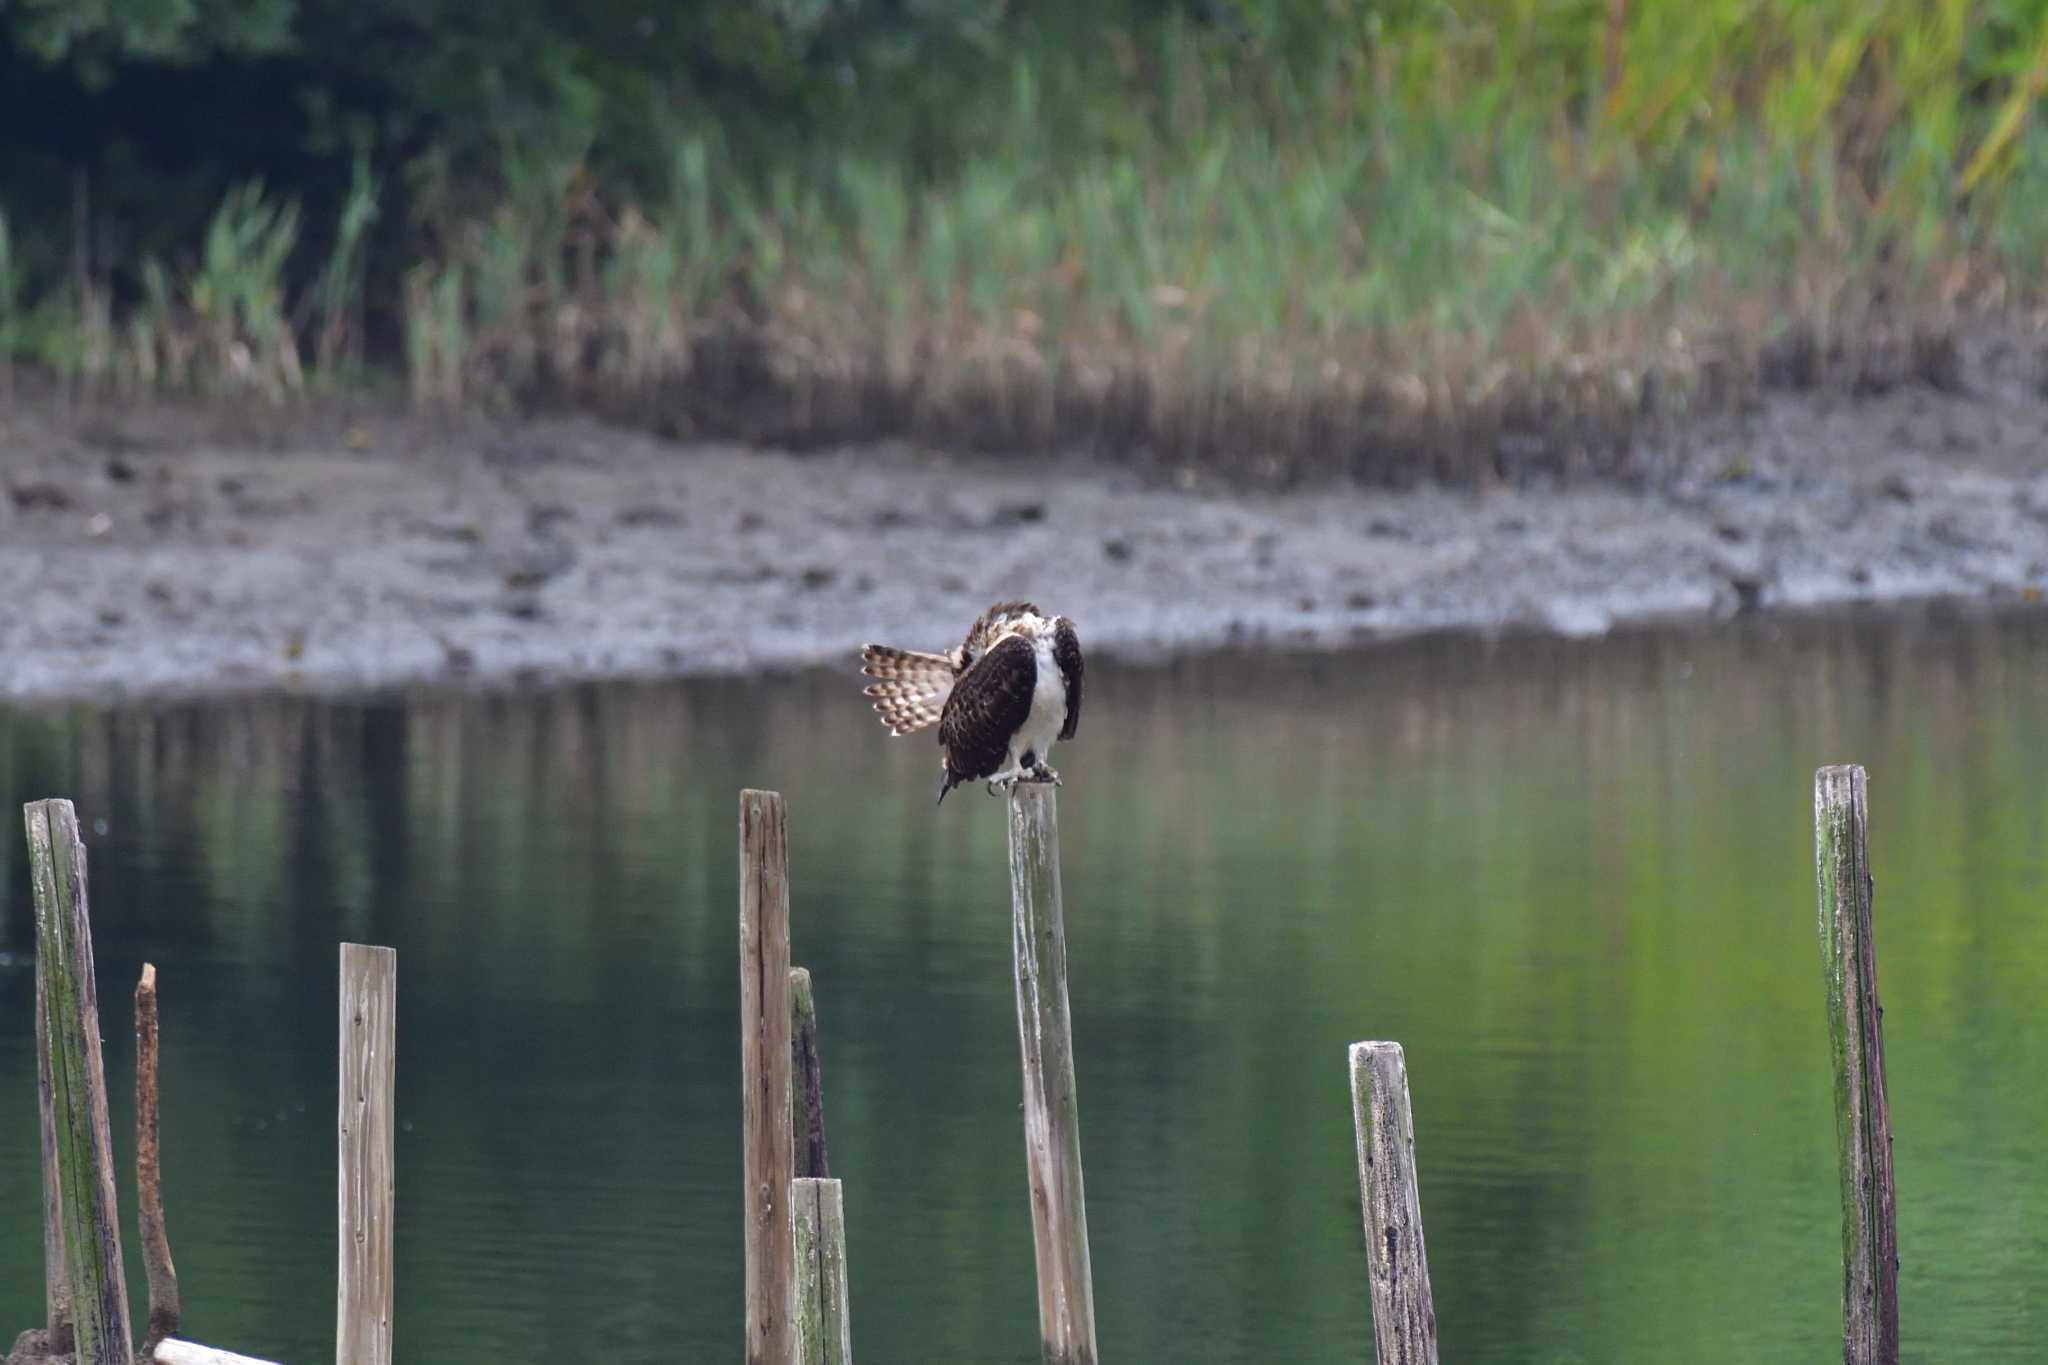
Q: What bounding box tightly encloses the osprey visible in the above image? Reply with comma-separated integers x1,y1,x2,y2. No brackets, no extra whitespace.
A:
861,601,1084,804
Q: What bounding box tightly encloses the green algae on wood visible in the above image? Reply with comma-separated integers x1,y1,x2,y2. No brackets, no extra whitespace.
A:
24,798,134,1365
793,1176,853,1365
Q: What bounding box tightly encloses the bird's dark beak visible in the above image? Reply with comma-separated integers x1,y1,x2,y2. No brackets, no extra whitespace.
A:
935,772,951,807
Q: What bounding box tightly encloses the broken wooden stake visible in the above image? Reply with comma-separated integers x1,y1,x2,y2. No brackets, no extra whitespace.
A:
138,962,184,1349
791,965,831,1180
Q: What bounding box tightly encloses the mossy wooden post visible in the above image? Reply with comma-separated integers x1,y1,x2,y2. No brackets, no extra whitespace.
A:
24,797,135,1365
1815,766,1899,1365
740,790,796,1365
793,1176,853,1365
1006,784,1098,1365
338,943,397,1365
791,966,831,1180
1348,1041,1440,1365
36,915,76,1357
137,963,184,1350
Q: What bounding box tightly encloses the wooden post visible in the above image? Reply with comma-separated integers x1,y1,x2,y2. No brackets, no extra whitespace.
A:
35,918,75,1356
1006,784,1098,1365
338,943,396,1365
24,797,134,1365
1815,766,1900,1365
790,966,831,1180
137,963,184,1348
740,790,796,1365
793,1176,853,1365
1348,1041,1440,1365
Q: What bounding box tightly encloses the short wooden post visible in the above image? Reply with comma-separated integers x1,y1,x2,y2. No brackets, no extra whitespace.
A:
740,790,796,1365
791,966,831,1180
793,1176,853,1365
338,943,397,1365
1348,1041,1440,1365
24,797,135,1365
1815,765,1900,1365
1006,784,1098,1365
137,963,184,1348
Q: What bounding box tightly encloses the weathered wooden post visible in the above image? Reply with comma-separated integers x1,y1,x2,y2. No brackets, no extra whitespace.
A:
790,966,831,1180
338,943,397,1365
1348,1041,1440,1365
1814,765,1899,1365
24,797,134,1365
789,963,852,1364
35,918,75,1358
793,1177,853,1365
1006,784,1099,1365
740,790,796,1365
137,963,184,1350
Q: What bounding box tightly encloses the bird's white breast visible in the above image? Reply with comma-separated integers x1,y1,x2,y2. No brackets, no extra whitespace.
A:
1019,633,1067,762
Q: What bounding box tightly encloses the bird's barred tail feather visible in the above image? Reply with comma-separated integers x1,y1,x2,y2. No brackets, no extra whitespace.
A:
860,643,953,736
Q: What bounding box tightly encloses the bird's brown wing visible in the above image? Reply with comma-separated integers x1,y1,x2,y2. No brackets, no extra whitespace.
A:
938,633,1037,782
1053,617,1083,741
861,644,955,735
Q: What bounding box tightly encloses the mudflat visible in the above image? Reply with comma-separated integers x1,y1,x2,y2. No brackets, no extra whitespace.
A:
2,330,2044,702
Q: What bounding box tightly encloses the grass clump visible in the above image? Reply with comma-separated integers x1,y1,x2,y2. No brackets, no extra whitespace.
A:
13,1,2048,484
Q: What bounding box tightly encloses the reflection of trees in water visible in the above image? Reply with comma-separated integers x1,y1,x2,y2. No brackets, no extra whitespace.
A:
0,607,2042,1362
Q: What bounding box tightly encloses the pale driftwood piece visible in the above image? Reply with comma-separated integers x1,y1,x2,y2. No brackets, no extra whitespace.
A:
793,1176,853,1365
790,966,831,1180
337,944,396,1365
24,798,134,1365
155,1340,289,1365
137,963,184,1348
35,917,75,1355
1006,784,1099,1365
1348,1041,1440,1365
1815,766,1900,1365
740,790,796,1365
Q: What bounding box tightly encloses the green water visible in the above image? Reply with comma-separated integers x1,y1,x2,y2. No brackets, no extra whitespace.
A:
2,610,2044,1363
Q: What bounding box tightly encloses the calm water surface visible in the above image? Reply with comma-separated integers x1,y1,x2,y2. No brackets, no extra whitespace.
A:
2,610,2044,1363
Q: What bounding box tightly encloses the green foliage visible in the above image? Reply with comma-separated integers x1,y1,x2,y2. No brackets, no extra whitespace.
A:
7,0,2048,464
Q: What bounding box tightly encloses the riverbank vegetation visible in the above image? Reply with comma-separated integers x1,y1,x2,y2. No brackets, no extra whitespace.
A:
4,1,2048,482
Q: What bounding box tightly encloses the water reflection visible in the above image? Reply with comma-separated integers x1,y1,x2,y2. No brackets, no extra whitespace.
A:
3,607,2044,1363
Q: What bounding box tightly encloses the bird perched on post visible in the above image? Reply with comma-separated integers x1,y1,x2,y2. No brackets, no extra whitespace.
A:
861,601,1084,805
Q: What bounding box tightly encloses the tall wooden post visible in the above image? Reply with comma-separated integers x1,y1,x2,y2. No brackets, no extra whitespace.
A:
740,790,796,1365
1006,784,1098,1365
338,943,397,1365
1815,766,1899,1365
24,798,134,1365
1348,1041,1440,1365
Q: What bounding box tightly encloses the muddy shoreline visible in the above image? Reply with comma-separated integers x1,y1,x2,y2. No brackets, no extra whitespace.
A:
2,329,2045,705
